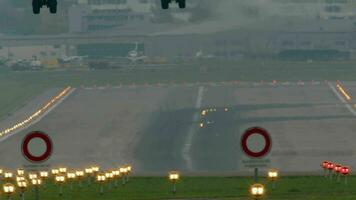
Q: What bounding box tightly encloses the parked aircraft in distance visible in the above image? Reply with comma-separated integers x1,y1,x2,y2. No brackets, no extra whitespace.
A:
124,43,147,62
59,56,88,63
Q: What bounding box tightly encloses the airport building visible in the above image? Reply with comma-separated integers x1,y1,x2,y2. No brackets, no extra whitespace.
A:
68,0,155,32
68,0,203,33
3,1,356,62
273,0,356,19
2,21,356,62
67,16,356,60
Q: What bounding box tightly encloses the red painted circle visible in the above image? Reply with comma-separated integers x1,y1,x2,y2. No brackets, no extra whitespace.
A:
22,131,52,163
241,127,271,158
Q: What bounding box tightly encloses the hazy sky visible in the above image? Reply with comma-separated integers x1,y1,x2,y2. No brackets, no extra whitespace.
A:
156,0,323,35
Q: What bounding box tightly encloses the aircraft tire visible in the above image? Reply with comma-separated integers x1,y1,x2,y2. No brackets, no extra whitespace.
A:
32,0,41,14
178,0,185,9
49,0,57,14
161,0,169,9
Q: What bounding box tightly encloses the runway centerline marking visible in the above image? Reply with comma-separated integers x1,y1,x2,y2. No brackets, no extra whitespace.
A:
182,86,205,170
328,82,356,116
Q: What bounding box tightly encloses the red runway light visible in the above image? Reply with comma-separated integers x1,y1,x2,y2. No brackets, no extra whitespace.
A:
321,161,330,169
326,162,334,170
334,164,342,173
340,166,350,176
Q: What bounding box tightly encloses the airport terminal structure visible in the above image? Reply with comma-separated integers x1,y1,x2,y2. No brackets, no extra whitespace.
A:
3,0,356,64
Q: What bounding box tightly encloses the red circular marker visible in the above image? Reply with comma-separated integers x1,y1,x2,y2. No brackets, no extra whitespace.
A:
241,127,271,158
22,131,53,163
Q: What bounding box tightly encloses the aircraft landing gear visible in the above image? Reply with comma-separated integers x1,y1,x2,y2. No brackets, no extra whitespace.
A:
161,0,169,9
32,0,57,14
48,0,57,13
161,0,186,9
177,0,185,9
32,0,41,14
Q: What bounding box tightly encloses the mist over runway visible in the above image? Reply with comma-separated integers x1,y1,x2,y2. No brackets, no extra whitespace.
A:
0,81,355,175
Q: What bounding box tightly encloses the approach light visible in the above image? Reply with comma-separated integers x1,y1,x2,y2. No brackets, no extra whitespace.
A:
250,183,265,199
3,183,15,196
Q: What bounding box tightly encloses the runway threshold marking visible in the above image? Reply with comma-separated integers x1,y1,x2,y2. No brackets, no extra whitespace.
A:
182,86,205,170
328,82,356,116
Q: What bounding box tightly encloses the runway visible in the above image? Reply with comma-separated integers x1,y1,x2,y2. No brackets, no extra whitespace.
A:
0,81,355,175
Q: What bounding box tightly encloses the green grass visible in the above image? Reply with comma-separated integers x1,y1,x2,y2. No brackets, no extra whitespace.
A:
0,78,48,121
1,60,356,119
3,176,356,200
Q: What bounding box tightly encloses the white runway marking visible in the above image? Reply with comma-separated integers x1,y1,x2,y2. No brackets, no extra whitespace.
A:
195,86,204,108
328,82,356,116
182,86,205,170
0,88,76,142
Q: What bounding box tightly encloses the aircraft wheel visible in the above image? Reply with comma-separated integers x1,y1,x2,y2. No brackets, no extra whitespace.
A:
178,0,185,8
161,0,169,9
32,0,41,14
48,0,57,13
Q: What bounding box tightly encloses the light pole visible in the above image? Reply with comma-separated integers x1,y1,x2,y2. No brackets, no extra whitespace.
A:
55,175,66,197
31,178,42,200
340,166,351,185
17,180,28,200
111,170,120,188
3,183,15,200
85,168,94,185
67,172,76,190
249,183,265,200
333,165,342,182
96,173,106,196
39,171,48,187
168,171,180,194
125,165,132,182
0,168,3,179
321,161,330,177
51,169,59,187
0,169,3,184
75,170,84,187
105,171,114,190
326,162,335,181
119,167,128,185
267,169,279,189
91,166,100,185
